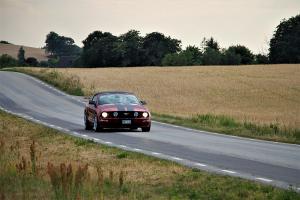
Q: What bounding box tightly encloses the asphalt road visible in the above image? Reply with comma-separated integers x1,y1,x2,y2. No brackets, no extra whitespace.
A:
0,71,299,190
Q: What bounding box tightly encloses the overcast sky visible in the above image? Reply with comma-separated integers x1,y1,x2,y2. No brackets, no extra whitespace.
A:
1,0,299,53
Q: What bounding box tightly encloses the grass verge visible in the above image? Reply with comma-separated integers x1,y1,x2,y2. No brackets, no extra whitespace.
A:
2,67,84,96
0,110,299,199
152,113,300,144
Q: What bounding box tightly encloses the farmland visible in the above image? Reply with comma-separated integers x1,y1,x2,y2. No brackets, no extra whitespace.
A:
0,43,48,61
31,64,300,129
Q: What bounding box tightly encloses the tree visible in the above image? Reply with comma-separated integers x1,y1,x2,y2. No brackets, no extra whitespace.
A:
254,54,269,64
119,30,143,66
82,31,122,67
142,32,181,66
18,46,25,65
269,14,300,63
25,57,38,66
0,54,18,68
202,48,222,65
44,31,81,57
202,37,220,51
227,45,254,64
222,49,241,65
0,41,11,44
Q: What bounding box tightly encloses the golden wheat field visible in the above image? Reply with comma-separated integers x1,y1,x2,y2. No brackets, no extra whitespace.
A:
41,64,300,128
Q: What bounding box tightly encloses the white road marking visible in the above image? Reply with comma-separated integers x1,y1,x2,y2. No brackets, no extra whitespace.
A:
151,152,161,155
195,163,207,167
93,138,100,141
171,156,183,161
82,134,88,137
72,132,79,135
119,145,127,148
133,148,142,151
221,170,236,174
256,177,272,182
104,141,112,144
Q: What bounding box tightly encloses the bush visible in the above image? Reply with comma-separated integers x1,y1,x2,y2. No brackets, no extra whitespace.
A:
0,54,18,68
39,60,49,67
25,57,38,66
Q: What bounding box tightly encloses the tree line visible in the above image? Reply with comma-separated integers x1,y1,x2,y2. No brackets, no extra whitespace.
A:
1,14,299,68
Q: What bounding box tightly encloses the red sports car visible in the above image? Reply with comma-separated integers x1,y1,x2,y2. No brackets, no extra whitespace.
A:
84,91,151,132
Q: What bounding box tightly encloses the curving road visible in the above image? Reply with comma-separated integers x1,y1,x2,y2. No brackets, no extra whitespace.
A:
0,71,299,190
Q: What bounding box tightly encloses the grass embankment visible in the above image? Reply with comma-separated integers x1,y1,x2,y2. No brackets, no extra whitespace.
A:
1,111,299,199
3,67,300,144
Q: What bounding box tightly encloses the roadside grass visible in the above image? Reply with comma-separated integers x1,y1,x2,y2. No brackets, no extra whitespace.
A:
2,67,84,96
152,113,300,144
0,110,299,199
2,67,300,144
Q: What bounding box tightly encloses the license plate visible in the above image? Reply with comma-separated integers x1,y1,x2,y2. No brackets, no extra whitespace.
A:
122,120,131,125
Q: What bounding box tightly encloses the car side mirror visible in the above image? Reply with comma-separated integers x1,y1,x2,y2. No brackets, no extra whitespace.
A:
140,100,147,105
89,100,96,106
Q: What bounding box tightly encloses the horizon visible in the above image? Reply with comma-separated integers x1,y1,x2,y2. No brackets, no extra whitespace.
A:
1,0,299,54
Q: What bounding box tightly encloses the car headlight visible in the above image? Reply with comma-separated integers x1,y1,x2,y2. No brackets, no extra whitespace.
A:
101,112,108,118
113,112,118,117
142,112,148,118
134,112,138,117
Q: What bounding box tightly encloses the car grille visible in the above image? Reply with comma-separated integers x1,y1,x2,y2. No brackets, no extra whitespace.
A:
107,111,142,118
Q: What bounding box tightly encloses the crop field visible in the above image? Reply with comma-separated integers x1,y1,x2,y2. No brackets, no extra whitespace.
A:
0,43,48,61
41,64,300,129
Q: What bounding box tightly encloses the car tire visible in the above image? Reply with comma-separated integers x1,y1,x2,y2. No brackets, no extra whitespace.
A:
93,116,102,132
84,114,92,130
141,126,151,132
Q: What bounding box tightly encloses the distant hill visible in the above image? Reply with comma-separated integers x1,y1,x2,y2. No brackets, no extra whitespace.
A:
0,43,48,61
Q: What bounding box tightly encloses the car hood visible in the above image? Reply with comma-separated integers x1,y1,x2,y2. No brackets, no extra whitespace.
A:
99,104,148,112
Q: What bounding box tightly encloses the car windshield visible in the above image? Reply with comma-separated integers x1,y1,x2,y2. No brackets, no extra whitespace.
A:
98,94,140,105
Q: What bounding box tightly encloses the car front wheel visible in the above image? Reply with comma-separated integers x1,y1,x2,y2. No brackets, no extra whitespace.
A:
93,116,102,132
84,114,92,130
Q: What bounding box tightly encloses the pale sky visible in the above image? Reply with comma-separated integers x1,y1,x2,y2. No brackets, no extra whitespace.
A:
1,0,299,53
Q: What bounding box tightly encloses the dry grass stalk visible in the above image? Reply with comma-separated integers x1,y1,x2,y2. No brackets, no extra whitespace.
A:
119,171,124,188
0,140,4,154
96,166,104,189
109,170,114,182
47,162,61,193
30,140,36,175
16,156,27,173
74,164,88,189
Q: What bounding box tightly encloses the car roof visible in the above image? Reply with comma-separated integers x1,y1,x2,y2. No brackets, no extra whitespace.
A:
95,91,135,96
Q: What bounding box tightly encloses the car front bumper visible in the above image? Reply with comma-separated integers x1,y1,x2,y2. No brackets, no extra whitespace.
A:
99,118,151,128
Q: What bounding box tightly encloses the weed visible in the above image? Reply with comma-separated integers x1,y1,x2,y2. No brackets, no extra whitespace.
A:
116,152,128,159
30,140,36,175
119,170,124,188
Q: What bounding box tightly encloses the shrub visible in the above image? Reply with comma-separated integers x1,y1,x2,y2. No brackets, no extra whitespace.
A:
25,57,38,66
0,54,18,68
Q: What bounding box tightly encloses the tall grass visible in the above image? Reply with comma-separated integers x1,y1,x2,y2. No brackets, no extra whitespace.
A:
153,113,300,144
